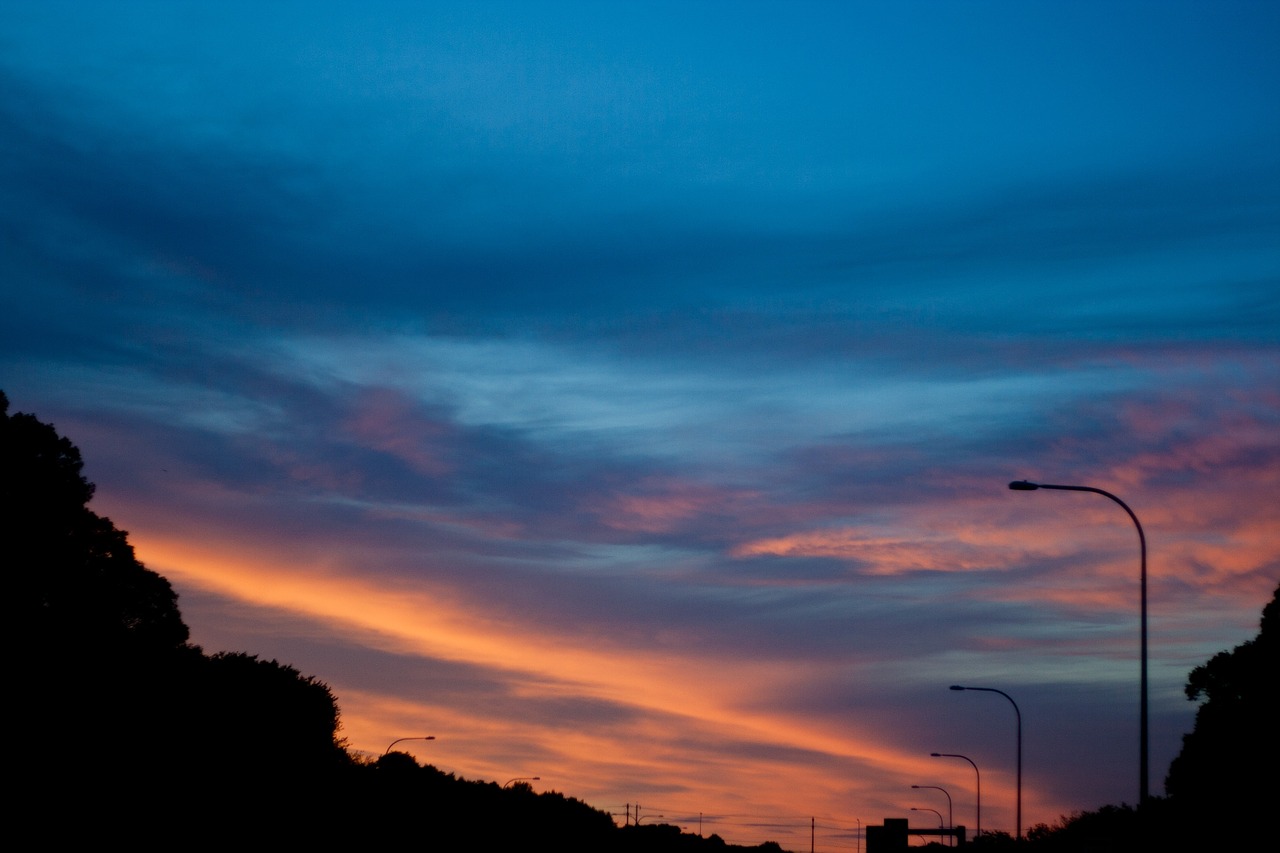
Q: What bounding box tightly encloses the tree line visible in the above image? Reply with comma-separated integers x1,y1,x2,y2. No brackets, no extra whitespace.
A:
3,389,1274,849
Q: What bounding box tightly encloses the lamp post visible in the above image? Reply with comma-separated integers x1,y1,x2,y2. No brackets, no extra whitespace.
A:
911,807,945,843
951,685,1021,841
1009,479,1148,806
384,735,435,755
912,786,953,847
932,752,980,839
503,776,540,788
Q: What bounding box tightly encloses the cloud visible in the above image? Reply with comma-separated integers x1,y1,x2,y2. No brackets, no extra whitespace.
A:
2,3,1277,843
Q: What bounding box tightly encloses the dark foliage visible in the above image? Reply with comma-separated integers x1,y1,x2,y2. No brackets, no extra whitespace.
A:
618,824,786,853
3,392,350,841
13,386,1272,851
194,651,348,771
350,757,620,849
1166,583,1278,803
3,391,787,850
1026,803,1147,851
1022,586,1278,851
3,390,189,654
1163,582,1278,846
6,392,192,820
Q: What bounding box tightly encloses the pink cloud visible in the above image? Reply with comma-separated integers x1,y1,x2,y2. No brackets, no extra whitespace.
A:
594,477,759,534
343,387,456,477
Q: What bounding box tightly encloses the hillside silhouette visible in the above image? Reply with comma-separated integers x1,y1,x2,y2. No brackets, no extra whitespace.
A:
4,388,1275,849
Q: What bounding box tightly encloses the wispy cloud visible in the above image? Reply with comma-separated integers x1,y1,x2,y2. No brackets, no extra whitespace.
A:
3,1,1277,844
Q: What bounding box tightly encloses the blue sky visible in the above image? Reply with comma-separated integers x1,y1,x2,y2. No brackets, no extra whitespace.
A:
3,2,1278,846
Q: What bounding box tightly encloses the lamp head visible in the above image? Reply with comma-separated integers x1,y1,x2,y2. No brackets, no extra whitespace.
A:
949,685,966,691
930,752,941,757
1009,480,1039,490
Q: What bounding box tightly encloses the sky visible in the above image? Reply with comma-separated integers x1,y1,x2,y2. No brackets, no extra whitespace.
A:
2,0,1278,847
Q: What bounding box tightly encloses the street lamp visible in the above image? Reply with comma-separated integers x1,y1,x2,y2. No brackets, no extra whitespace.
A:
384,735,435,755
503,776,540,788
932,753,980,839
1009,479,1148,806
912,786,953,847
951,685,1021,841
911,807,945,843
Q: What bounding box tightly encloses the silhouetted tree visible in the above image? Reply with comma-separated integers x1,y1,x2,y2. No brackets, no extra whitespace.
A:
1025,804,1142,851
3,391,189,654
2,390,813,850
973,829,1015,847
2,392,356,841
190,651,349,778
4,392,202,818
1164,583,1278,846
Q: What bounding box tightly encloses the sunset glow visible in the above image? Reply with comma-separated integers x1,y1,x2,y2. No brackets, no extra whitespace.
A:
3,2,1278,848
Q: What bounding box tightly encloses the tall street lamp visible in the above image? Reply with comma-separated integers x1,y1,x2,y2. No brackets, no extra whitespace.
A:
932,753,980,839
1009,479,1148,806
951,685,1021,841
504,776,541,788
384,735,436,755
912,786,954,847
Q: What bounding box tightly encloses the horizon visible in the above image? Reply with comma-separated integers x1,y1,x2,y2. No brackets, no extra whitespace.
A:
3,2,1277,848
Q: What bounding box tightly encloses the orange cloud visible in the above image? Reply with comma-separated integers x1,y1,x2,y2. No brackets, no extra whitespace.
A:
131,531,1013,841
732,525,1009,575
